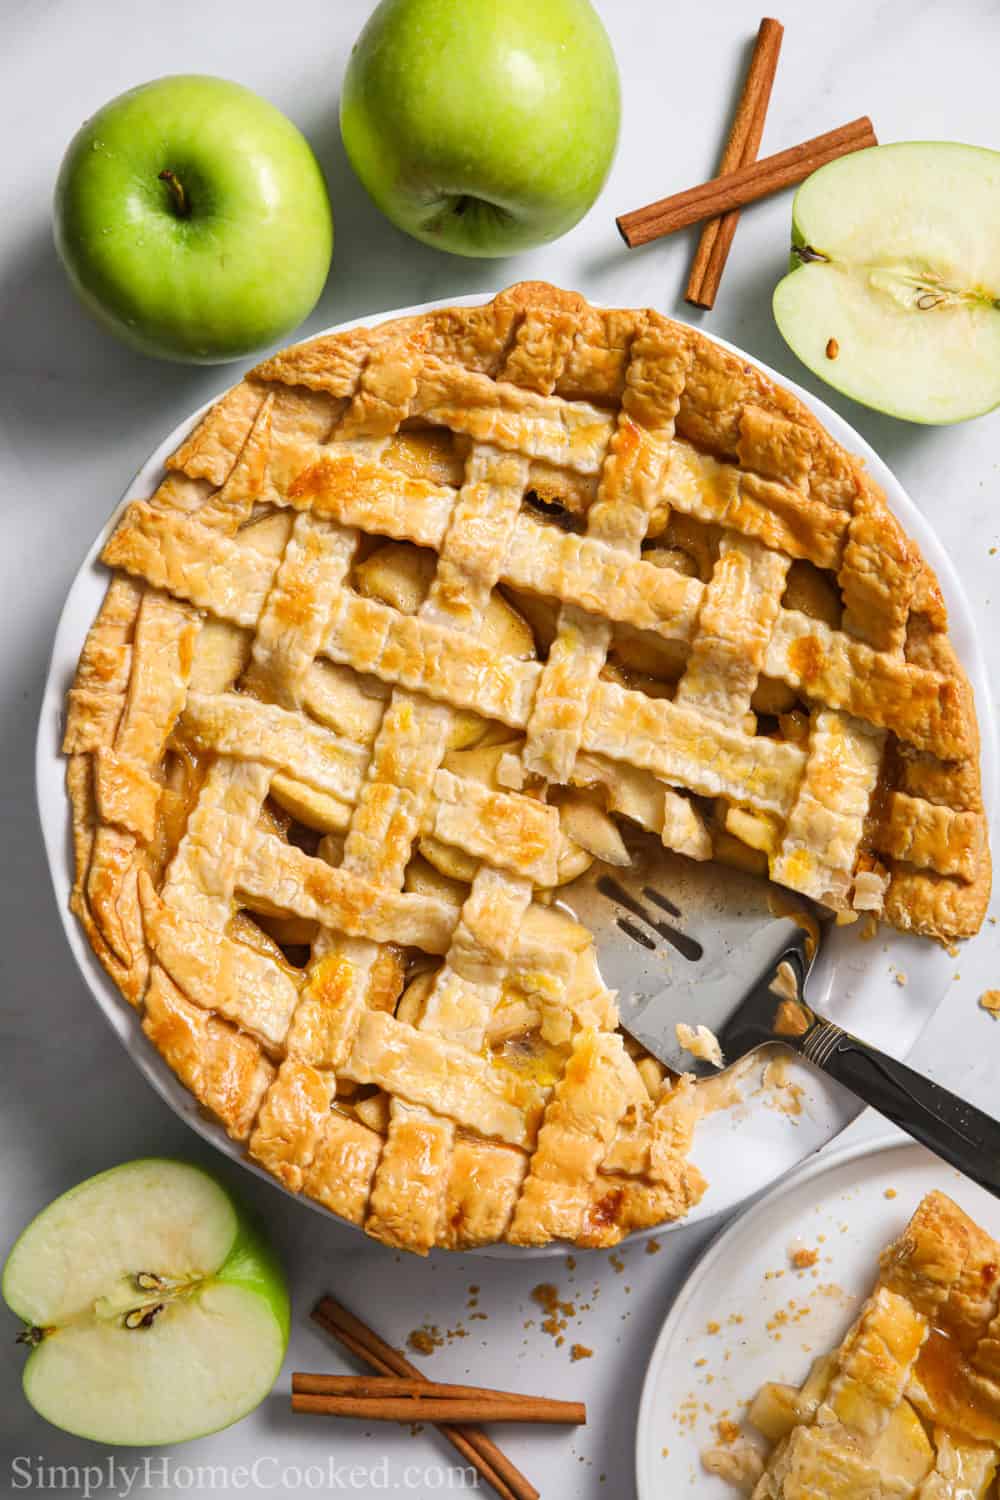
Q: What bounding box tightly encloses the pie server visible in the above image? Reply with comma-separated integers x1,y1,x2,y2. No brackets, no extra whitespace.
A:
568,839,1000,1197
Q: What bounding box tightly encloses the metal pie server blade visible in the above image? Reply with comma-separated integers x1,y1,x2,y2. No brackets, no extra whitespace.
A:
565,833,814,1077
573,832,1000,1201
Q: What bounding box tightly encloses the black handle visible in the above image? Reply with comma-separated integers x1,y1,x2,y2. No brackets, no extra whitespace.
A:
799,1019,1000,1198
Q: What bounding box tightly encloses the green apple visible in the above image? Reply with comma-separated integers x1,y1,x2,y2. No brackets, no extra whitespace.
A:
340,0,620,257
773,142,1000,424
4,1159,289,1445
54,75,333,363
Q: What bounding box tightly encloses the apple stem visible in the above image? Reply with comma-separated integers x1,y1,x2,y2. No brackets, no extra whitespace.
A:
158,169,190,218
793,244,830,265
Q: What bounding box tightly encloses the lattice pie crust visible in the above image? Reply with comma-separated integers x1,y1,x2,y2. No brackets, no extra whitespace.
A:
63,283,990,1252
740,1192,1000,1498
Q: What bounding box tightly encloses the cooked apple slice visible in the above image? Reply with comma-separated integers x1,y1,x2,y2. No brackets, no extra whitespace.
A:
773,142,1000,423
4,1159,289,1445
869,1396,934,1492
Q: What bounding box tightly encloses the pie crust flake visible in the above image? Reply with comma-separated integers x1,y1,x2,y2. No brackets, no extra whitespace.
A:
737,1192,1000,1498
62,282,990,1252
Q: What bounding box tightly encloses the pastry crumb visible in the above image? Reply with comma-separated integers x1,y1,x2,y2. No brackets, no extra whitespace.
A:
790,1246,819,1270
980,990,1000,1019
570,1343,592,1362
407,1324,443,1355
676,1022,723,1068
702,1442,764,1489
707,1320,721,1335
530,1282,575,1340
884,1187,897,1199
893,970,907,987
645,1237,662,1255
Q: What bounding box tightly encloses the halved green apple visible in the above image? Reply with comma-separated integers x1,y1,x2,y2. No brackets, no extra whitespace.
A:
773,142,1000,423
3,1159,289,1445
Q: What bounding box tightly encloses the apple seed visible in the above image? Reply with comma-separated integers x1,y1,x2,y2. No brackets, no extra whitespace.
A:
124,1302,165,1331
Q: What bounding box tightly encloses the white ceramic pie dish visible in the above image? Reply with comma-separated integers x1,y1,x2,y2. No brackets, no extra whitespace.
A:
35,293,997,1259
634,1132,1000,1498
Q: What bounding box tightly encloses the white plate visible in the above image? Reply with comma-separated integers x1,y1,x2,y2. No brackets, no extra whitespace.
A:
35,293,998,1257
635,1132,1000,1497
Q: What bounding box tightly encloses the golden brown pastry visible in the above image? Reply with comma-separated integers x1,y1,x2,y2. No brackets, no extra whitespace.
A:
747,1193,1000,1498
63,283,990,1252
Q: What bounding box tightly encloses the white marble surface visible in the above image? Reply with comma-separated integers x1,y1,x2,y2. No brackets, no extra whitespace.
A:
2,1,998,1495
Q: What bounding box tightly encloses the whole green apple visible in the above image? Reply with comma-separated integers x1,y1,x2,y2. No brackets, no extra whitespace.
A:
4,1159,289,1445
54,75,333,363
340,0,620,257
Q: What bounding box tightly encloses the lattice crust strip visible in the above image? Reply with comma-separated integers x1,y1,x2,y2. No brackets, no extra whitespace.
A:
63,282,990,1253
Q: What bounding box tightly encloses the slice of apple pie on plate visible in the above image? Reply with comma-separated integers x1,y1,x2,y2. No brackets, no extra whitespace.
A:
714,1190,1000,1498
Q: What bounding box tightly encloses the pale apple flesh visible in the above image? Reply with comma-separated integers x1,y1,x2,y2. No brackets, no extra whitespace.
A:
4,1159,289,1445
773,142,1000,424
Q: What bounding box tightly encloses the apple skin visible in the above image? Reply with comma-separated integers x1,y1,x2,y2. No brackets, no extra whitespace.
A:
212,1196,291,1352
340,0,620,256
54,76,333,363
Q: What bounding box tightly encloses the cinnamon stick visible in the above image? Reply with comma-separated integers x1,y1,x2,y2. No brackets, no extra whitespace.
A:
686,17,784,309
294,1373,563,1404
292,1392,586,1425
311,1297,539,1500
617,116,877,248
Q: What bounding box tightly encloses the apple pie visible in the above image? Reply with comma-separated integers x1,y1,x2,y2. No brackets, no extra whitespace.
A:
62,282,990,1252
740,1191,1000,1498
